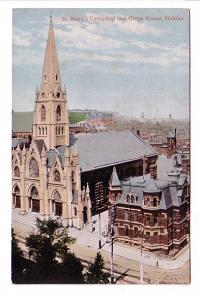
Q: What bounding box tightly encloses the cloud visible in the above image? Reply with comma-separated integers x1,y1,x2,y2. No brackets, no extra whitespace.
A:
13,29,32,47
12,15,188,72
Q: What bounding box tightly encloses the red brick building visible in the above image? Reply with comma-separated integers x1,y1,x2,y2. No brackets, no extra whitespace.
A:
108,159,190,255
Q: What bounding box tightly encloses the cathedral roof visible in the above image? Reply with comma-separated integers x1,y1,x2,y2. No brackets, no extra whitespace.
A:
34,139,47,155
72,130,157,172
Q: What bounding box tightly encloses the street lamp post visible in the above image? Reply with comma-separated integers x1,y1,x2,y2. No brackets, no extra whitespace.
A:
140,226,144,284
110,224,115,284
98,210,101,249
140,243,144,284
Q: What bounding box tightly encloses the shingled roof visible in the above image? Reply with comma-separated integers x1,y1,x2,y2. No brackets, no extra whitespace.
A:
72,130,157,172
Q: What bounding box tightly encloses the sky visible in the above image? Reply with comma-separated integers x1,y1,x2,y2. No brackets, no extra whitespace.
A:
13,8,189,119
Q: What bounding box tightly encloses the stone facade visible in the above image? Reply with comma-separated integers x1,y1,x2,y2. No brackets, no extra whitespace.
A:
12,16,91,229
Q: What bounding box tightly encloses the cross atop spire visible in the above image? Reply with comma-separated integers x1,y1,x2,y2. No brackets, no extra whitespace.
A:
50,9,52,22
40,13,61,95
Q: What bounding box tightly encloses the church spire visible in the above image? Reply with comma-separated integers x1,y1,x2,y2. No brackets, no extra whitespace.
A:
40,14,61,95
32,14,69,150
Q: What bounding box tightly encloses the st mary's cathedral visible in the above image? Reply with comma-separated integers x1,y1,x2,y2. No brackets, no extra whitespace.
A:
12,16,159,230
12,16,92,229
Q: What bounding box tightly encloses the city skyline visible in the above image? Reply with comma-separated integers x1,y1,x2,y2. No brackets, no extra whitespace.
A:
13,8,189,119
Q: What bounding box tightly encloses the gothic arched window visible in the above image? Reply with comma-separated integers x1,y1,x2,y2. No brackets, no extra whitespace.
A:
53,191,61,201
61,126,64,135
14,185,20,195
14,166,20,177
29,158,39,178
30,186,39,198
56,105,61,121
54,170,61,182
41,105,46,121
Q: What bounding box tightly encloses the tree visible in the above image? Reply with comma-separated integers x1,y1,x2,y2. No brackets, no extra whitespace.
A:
25,217,76,283
59,252,84,284
85,252,110,284
11,229,24,283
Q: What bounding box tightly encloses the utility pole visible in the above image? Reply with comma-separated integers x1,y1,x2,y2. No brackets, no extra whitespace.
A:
95,181,103,249
109,205,115,284
140,226,144,284
110,233,114,284
98,211,101,249
140,244,143,284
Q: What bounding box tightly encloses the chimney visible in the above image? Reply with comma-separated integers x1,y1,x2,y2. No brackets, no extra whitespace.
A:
137,129,140,137
150,162,157,179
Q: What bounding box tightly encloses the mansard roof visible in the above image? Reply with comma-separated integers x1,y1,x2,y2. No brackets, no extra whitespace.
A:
71,130,157,172
143,179,161,194
117,165,188,209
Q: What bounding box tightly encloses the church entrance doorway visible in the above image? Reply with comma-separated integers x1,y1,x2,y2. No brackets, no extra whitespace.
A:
83,206,88,224
32,199,40,213
29,186,40,213
13,185,21,208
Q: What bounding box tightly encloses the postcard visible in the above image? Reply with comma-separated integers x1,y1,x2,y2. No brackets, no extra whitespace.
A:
12,8,190,284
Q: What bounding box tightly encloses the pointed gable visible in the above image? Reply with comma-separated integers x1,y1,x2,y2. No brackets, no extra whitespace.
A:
110,167,121,188
168,129,175,138
144,178,161,194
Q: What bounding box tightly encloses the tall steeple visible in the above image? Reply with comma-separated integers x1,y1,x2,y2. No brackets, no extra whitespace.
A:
32,14,69,150
40,14,61,96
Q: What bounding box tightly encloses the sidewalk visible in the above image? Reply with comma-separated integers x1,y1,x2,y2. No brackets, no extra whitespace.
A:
12,209,190,270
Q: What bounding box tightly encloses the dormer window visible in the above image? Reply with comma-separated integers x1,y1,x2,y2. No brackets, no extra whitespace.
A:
126,194,130,203
153,197,157,207
146,197,151,207
131,195,134,203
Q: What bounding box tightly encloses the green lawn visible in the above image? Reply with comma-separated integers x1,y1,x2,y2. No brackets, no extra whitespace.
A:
69,112,86,124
